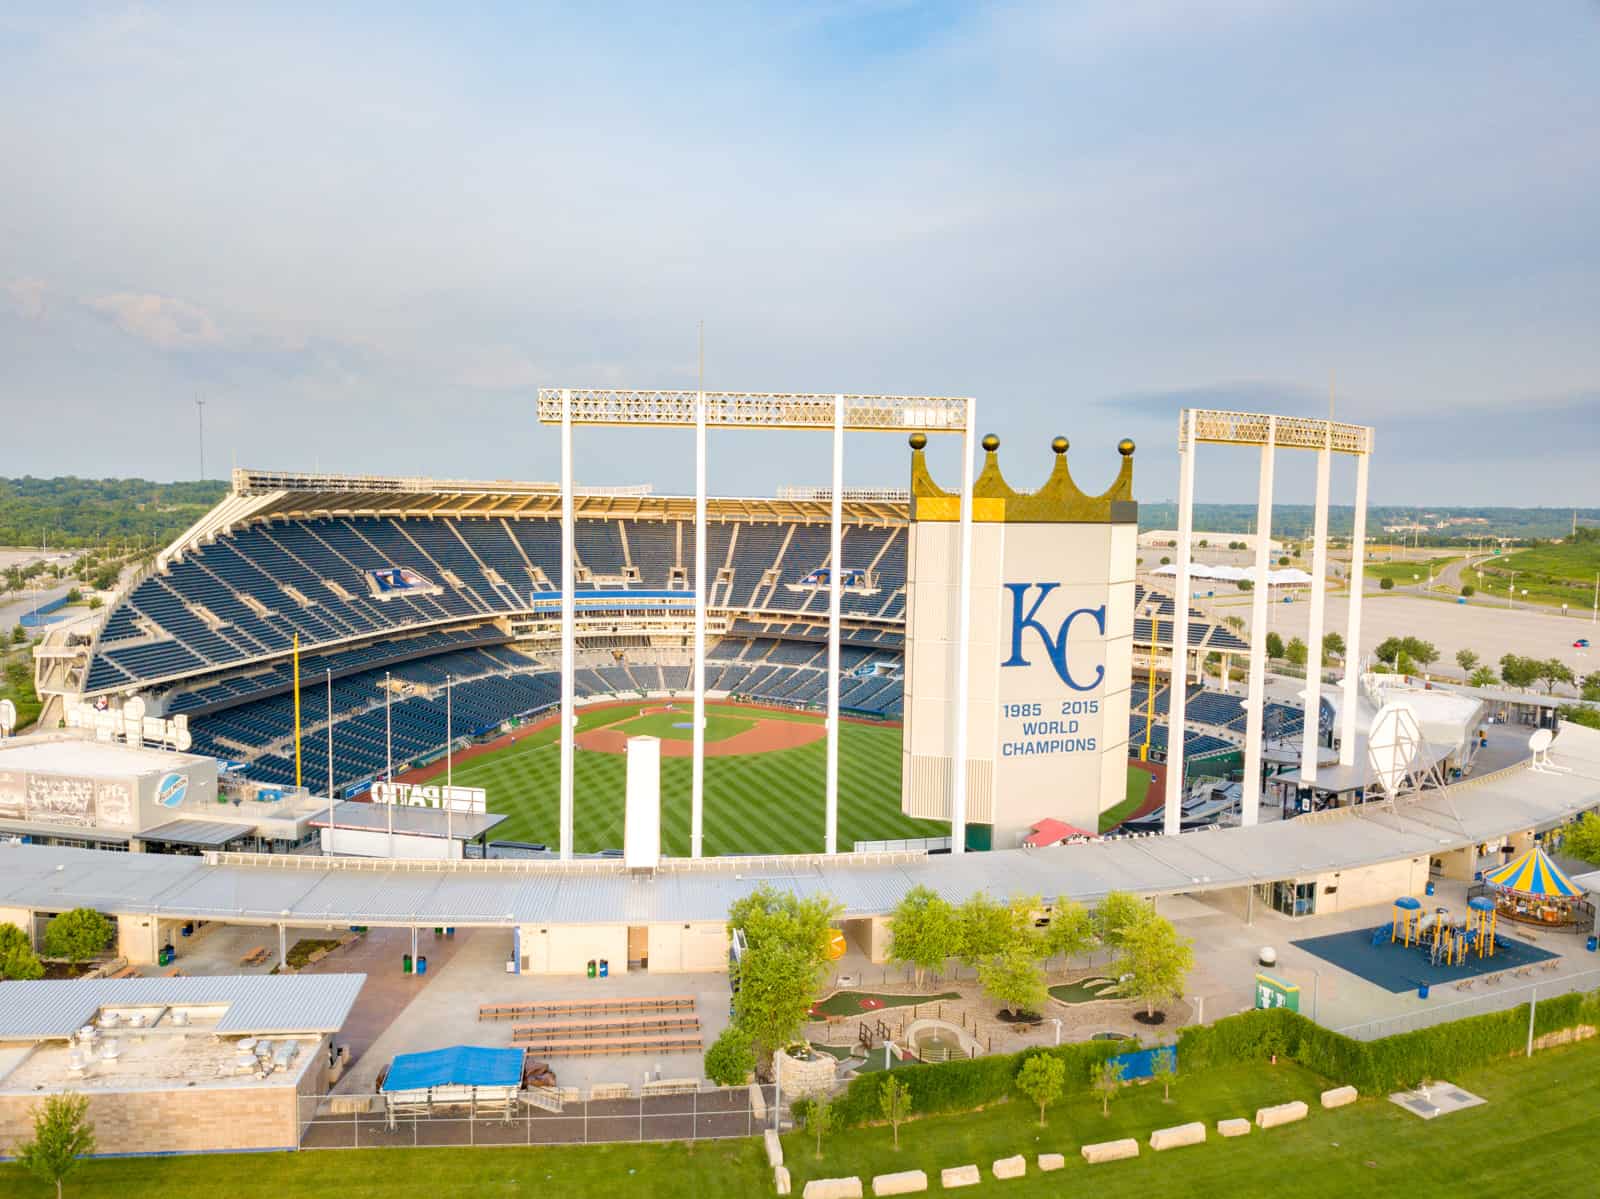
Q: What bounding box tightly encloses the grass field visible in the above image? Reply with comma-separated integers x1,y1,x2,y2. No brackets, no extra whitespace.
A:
1479,540,1600,609
1097,766,1154,833
445,701,944,855
11,1038,1599,1197
610,708,753,742
1364,556,1459,586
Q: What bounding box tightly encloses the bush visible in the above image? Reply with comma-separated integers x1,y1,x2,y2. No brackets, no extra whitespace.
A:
704,1026,755,1087
43,908,113,964
0,922,44,980
1379,576,1395,591
1460,584,1475,597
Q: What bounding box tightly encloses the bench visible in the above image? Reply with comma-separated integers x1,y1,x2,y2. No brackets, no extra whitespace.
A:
240,946,269,966
108,965,138,979
512,1035,704,1057
510,1016,699,1040
480,995,695,1022
640,1077,700,1097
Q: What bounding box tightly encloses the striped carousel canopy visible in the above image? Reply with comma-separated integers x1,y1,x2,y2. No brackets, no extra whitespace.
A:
1483,847,1584,899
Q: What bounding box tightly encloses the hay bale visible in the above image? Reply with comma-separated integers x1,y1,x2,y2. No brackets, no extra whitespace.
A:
1320,1085,1358,1109
1149,1122,1206,1151
1217,1118,1251,1138
870,1170,927,1196
801,1178,862,1199
1255,1100,1309,1129
765,1129,784,1168
1037,1153,1065,1172
992,1155,1025,1180
1080,1138,1140,1164
940,1165,981,1189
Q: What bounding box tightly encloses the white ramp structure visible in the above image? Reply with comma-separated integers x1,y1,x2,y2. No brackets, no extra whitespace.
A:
1165,410,1374,834
624,735,662,870
537,390,974,860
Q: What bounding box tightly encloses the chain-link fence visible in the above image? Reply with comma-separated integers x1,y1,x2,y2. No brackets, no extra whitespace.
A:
299,1083,780,1149
1332,966,1600,1041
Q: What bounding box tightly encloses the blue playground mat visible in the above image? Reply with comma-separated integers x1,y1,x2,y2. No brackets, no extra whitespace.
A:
1291,924,1559,993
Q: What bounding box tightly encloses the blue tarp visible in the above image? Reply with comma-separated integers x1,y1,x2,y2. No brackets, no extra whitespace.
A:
383,1045,524,1092
1109,1045,1175,1082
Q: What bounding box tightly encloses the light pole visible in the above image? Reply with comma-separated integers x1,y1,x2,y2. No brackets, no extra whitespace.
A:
1507,571,1518,609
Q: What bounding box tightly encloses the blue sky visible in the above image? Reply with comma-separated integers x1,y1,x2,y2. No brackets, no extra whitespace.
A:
2,2,1597,506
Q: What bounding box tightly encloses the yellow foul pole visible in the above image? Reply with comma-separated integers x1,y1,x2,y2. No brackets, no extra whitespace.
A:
293,633,302,788
1141,611,1159,761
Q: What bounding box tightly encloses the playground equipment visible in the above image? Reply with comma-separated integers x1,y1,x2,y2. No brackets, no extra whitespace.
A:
1378,894,1498,966
1390,896,1423,947
825,929,848,961
1468,895,1498,958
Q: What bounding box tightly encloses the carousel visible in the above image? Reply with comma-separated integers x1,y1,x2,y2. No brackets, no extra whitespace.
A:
1480,846,1588,930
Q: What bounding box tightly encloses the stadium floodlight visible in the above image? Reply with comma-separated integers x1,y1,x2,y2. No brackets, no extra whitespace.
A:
1165,408,1375,836
538,388,978,861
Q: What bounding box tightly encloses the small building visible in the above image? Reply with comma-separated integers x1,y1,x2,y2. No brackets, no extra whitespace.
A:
0,974,363,1157
311,800,507,860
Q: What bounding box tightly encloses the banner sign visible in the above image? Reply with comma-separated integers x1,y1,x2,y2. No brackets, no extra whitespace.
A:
371,781,487,814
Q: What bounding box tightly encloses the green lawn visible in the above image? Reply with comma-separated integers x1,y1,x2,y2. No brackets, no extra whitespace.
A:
1047,976,1120,1004
18,1039,1599,1198
611,709,754,742
448,703,943,855
811,991,959,1017
1099,766,1155,833
1364,556,1459,586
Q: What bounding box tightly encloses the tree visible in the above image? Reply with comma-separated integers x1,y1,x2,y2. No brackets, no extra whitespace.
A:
1379,576,1395,591
977,943,1046,1019
0,922,44,981
1265,632,1285,660
955,893,1018,970
1562,705,1600,731
9,624,24,644
1284,638,1308,667
1114,913,1195,1020
1501,654,1541,690
1535,658,1575,694
1375,636,1405,665
1015,1053,1066,1126
1456,649,1480,674
703,1026,755,1087
1583,674,1600,702
1090,1058,1125,1117
1460,584,1475,598
1400,637,1438,671
1470,666,1498,688
1042,899,1095,964
43,909,112,966
1159,556,1171,566
13,1093,96,1199
1224,615,1245,633
799,1095,835,1160
887,886,961,987
1323,632,1345,660
1151,1046,1178,1102
1563,812,1600,866
1095,891,1151,952
728,887,840,1074
1278,556,1291,567
1237,578,1253,592
879,1076,912,1149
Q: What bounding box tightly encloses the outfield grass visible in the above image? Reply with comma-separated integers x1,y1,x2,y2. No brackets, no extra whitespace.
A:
1098,766,1154,833
15,1039,1599,1197
449,703,942,855
611,709,754,742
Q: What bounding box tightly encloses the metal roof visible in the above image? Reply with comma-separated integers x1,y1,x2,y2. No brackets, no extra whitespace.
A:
0,726,1596,928
143,819,256,848
309,801,507,841
0,974,366,1040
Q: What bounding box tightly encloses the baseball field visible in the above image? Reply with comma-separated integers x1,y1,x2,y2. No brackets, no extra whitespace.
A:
398,700,946,856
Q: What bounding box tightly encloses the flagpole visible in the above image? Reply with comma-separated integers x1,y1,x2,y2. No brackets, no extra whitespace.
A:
446,674,453,854
385,671,394,857
292,633,302,789
326,668,335,856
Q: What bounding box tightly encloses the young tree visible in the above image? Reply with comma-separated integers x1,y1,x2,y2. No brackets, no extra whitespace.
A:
1460,584,1475,597
1224,615,1246,633
1090,1058,1125,1117
1400,637,1438,671
879,1075,912,1149
977,943,1047,1019
0,922,44,981
1323,632,1345,660
1456,648,1480,674
1374,636,1405,665
728,887,841,1074
1500,654,1540,690
800,1095,835,1160
1583,673,1600,702
1114,914,1195,1020
703,1026,755,1087
1535,659,1575,694
1284,638,1308,667
14,1093,96,1199
1151,1046,1178,1102
955,893,1017,971
887,886,961,987
42,909,113,966
1563,812,1600,866
1094,891,1151,952
1237,578,1253,592
1379,576,1395,590
1470,666,1499,688
1265,632,1285,660
1043,899,1095,965
1015,1053,1066,1126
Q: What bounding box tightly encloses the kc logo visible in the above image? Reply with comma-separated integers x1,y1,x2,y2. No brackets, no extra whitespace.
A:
1000,584,1105,691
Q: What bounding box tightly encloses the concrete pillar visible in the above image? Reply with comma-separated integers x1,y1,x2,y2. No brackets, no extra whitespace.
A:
1165,409,1197,834
1241,418,1275,827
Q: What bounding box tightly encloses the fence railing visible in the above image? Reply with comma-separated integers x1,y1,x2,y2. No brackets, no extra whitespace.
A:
300,1083,780,1150
1331,966,1600,1041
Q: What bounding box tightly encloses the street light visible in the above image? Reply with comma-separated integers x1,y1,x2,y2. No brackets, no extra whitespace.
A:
1507,571,1519,609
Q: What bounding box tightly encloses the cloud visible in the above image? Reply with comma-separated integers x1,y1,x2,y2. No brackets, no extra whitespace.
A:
85,292,221,350
5,278,47,319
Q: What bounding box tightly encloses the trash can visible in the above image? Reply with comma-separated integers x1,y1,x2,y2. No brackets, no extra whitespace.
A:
403,953,413,975
1418,983,1430,999
587,959,597,979
1587,935,1597,953
599,958,609,979
417,955,427,975
1425,881,1435,897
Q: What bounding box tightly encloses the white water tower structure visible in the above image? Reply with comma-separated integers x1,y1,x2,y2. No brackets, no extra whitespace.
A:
1163,409,1375,834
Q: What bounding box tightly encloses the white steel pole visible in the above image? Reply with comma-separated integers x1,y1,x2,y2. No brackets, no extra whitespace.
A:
951,400,977,855
1164,409,1197,835
445,673,453,850
1338,448,1371,767
825,394,845,855
326,668,334,856
1241,418,1275,827
691,387,707,858
1301,429,1332,784
560,388,576,860
384,671,394,858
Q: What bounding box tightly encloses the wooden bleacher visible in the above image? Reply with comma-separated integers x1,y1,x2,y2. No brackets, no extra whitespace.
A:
512,1033,704,1057
510,1015,699,1041
479,994,695,1022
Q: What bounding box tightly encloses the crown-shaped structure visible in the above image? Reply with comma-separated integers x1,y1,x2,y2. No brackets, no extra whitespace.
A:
909,433,1137,523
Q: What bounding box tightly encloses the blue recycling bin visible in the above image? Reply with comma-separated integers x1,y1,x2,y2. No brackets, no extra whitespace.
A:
1418,983,1430,999
1587,935,1597,953
417,955,427,975
1425,881,1435,897
599,958,609,979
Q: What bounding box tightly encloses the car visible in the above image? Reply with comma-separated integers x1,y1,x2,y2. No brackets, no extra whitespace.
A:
1575,639,1591,649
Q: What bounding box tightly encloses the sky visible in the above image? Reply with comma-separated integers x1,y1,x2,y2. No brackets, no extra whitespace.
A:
2,2,1598,507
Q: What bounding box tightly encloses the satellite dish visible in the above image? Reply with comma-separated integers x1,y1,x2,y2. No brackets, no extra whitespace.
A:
124,696,147,723
1528,728,1554,754
0,698,15,734
1367,702,1425,800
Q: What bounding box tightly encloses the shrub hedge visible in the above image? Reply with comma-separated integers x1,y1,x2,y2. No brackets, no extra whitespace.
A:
835,988,1600,1126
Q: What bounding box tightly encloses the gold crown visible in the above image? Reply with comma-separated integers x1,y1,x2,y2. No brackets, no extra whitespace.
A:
909,433,1136,523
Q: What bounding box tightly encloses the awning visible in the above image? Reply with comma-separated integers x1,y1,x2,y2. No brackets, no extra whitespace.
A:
1483,847,1584,898
141,819,254,848
383,1045,524,1092
1023,818,1093,847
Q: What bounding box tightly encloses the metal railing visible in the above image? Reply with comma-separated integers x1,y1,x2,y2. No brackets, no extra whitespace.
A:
1331,968,1600,1041
299,1083,779,1150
